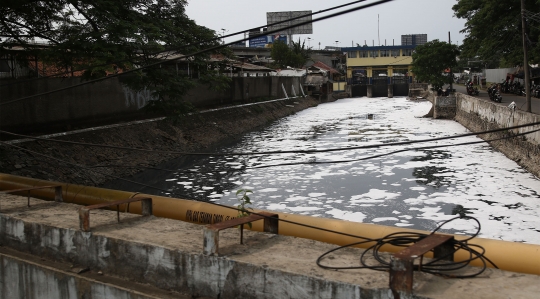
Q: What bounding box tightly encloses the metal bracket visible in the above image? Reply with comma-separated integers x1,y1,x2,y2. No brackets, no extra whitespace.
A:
79,197,153,232
389,234,454,298
0,185,63,211
203,212,278,256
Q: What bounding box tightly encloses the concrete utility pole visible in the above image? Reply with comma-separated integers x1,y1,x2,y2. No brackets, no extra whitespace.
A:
449,32,453,93
521,0,531,112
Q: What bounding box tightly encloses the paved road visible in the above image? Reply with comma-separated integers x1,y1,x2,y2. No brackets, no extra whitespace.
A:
451,84,540,114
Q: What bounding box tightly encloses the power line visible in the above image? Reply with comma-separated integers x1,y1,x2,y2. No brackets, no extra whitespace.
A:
0,0,396,107
250,127,540,169
0,136,499,278
0,0,373,89
2,120,539,156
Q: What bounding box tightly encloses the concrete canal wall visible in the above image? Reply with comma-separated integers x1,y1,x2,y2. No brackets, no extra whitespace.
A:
1,193,539,299
454,93,540,178
0,76,305,134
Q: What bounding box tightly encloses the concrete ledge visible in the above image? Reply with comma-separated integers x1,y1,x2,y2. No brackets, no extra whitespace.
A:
0,194,539,299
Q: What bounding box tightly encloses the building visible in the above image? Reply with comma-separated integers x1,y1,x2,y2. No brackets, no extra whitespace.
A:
342,35,426,97
342,45,416,84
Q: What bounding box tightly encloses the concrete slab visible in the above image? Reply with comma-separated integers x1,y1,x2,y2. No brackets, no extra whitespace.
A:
0,193,538,299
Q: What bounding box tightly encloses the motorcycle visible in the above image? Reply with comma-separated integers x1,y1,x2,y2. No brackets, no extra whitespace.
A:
500,80,510,93
534,84,540,98
466,81,479,96
487,83,502,103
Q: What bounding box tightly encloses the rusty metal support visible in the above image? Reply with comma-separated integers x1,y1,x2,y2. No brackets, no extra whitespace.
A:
0,185,63,211
78,197,153,232
390,234,454,298
203,212,279,256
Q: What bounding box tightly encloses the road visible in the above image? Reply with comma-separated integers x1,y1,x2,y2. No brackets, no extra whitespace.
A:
451,84,540,114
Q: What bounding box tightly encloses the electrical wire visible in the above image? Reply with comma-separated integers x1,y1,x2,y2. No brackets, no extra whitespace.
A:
0,0,396,107
0,131,523,277
0,0,374,88
1,121,537,196
316,216,498,278
0,140,384,241
250,127,540,169
1,120,539,157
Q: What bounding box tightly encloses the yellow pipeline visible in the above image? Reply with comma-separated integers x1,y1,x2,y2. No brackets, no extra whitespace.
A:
1,173,539,276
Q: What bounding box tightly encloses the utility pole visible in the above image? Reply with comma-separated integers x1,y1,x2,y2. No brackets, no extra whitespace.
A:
521,0,531,112
449,32,453,94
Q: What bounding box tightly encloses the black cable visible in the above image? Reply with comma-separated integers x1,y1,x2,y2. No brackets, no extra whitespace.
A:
1,120,539,157
316,216,498,278
250,127,540,169
0,140,380,241
0,0,372,89
0,141,515,277
0,0,396,106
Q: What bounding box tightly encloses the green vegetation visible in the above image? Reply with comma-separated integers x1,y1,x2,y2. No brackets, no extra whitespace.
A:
0,0,231,116
411,40,460,90
236,189,253,228
270,39,312,69
452,0,540,67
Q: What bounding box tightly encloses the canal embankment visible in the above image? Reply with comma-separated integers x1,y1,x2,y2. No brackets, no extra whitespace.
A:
453,92,540,178
0,95,328,186
1,192,539,299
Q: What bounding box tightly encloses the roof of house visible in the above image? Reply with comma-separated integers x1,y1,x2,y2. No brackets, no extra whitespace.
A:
311,61,341,75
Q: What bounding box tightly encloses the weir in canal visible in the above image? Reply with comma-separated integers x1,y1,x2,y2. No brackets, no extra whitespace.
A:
104,97,540,244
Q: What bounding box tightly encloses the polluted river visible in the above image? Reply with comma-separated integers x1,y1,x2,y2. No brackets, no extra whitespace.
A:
104,97,540,244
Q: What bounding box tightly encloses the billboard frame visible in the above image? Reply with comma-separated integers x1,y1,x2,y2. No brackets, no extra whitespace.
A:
266,11,313,35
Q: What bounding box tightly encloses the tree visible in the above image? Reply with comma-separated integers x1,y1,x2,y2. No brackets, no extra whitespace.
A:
0,0,231,116
411,40,460,90
270,39,311,69
452,0,540,67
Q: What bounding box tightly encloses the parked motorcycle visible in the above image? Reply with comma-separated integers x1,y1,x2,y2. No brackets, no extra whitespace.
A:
533,84,540,98
500,80,510,93
487,83,502,103
466,80,479,96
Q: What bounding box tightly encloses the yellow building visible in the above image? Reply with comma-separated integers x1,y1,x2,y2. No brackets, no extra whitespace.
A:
342,45,416,84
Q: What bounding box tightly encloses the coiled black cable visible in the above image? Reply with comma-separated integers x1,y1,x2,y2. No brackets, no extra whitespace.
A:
316,216,499,278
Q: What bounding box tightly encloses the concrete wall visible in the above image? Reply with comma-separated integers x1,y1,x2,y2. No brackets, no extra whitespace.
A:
456,93,540,145
0,76,302,132
433,96,457,119
485,68,518,84
0,253,157,299
454,93,540,178
0,212,398,299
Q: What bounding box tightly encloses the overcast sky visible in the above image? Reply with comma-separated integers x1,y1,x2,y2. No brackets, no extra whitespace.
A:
185,0,467,49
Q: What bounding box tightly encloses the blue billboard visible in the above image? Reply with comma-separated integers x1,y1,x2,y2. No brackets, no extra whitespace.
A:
249,35,288,48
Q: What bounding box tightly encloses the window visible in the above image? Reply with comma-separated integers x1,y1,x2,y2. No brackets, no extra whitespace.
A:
359,51,369,58
402,49,413,56
347,51,357,58
391,49,400,57
380,50,389,57
370,50,379,58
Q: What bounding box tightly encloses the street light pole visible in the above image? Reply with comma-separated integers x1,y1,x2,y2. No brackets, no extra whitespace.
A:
521,0,531,112
220,28,227,45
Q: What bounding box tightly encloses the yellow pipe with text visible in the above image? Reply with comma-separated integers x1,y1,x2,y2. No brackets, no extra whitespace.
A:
1,173,538,276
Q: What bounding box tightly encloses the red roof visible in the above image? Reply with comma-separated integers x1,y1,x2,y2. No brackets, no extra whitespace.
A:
311,61,341,75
